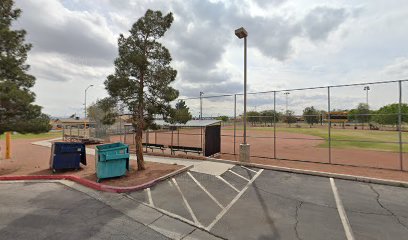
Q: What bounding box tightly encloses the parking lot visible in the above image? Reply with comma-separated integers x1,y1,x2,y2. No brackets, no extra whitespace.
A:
1,166,407,239
126,165,408,239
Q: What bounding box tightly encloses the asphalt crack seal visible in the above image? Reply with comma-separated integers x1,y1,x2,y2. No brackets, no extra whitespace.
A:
369,184,408,231
294,201,303,240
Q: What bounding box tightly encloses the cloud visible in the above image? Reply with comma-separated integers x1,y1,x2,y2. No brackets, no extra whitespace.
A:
253,0,287,8
14,0,399,118
382,58,408,79
15,0,117,66
303,6,349,41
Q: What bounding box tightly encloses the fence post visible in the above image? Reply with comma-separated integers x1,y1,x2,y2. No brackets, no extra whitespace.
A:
328,87,332,164
124,126,127,143
145,130,149,152
398,80,403,170
62,126,65,141
119,116,122,142
171,129,174,155
273,91,277,159
234,94,237,155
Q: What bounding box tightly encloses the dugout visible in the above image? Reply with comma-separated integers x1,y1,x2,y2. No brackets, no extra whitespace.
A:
124,119,221,157
155,119,221,157
61,118,102,144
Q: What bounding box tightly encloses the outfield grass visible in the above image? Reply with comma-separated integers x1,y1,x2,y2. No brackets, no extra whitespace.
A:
224,126,408,152
0,131,62,140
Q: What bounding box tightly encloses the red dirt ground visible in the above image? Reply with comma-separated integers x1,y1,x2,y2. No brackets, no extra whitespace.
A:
110,128,408,182
112,128,408,171
0,137,182,187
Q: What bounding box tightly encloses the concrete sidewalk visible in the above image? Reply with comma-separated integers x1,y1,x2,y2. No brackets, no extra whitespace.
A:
32,138,233,176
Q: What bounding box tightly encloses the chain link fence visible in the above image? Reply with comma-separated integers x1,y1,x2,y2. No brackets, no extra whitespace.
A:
179,79,408,171
95,79,408,171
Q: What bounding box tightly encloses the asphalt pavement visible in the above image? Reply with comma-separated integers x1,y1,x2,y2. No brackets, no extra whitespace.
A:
1,166,407,240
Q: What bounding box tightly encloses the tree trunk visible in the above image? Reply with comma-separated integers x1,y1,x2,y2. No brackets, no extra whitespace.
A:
134,124,145,170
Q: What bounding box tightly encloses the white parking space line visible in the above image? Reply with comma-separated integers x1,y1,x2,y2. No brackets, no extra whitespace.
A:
187,172,225,209
240,166,258,173
125,194,199,228
330,178,355,240
216,176,240,193
228,169,251,182
206,169,264,231
146,188,154,207
172,178,202,227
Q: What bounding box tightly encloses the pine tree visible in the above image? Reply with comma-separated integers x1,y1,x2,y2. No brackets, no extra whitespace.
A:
0,0,50,134
169,100,192,124
105,10,178,170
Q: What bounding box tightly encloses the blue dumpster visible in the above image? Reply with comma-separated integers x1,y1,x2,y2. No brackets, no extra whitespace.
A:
50,142,86,172
95,142,129,182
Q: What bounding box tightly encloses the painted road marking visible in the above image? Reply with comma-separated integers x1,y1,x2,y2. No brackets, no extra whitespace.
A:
216,176,240,193
146,188,154,207
187,172,224,209
124,193,199,228
172,178,202,227
240,165,258,173
228,169,251,181
206,169,264,231
330,178,355,240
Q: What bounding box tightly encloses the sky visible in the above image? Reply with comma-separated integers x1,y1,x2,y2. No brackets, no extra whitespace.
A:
12,0,408,117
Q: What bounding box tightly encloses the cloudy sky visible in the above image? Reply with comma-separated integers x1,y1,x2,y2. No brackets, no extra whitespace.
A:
13,0,408,117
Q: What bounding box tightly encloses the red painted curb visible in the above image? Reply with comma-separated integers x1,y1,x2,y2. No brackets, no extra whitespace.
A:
0,166,192,193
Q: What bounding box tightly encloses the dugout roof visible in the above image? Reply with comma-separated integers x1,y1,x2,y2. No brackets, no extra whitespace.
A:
153,119,221,127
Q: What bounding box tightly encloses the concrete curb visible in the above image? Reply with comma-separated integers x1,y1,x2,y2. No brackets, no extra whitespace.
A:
0,165,193,193
205,157,408,188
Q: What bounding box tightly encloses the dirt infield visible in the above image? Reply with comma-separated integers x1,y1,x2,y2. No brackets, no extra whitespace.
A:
0,138,182,187
111,127,408,171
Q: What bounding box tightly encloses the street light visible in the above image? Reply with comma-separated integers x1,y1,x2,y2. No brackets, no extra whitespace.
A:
200,91,204,120
84,84,94,119
363,86,370,106
235,26,249,162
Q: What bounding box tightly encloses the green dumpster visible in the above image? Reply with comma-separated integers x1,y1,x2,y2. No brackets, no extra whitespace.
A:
95,142,129,182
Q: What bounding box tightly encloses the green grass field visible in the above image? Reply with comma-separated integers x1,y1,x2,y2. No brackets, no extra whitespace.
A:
224,126,408,152
0,131,62,140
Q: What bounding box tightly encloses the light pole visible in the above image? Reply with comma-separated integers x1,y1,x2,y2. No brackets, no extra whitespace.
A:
284,92,290,114
200,91,204,120
284,92,290,125
363,86,370,106
235,26,249,162
84,84,94,119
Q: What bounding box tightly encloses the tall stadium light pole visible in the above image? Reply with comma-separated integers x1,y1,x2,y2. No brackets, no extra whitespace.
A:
364,86,370,106
284,92,290,126
235,27,250,162
284,92,290,113
84,84,94,119
200,91,204,119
